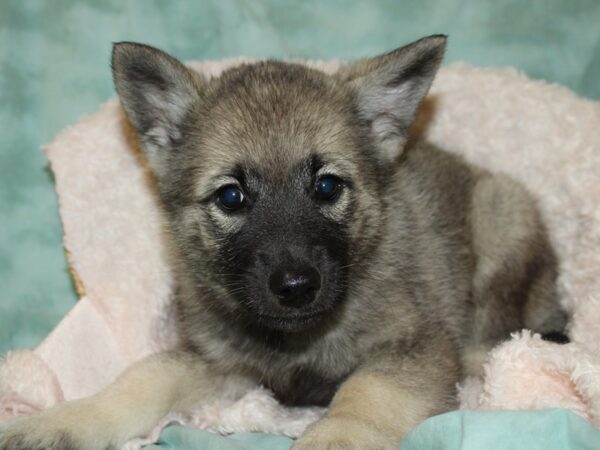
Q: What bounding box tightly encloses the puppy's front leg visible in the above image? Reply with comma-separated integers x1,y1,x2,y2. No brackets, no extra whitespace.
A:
293,335,460,450
0,351,251,450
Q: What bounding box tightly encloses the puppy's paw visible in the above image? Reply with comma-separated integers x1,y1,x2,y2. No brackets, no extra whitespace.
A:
0,403,116,450
292,415,398,450
0,420,80,450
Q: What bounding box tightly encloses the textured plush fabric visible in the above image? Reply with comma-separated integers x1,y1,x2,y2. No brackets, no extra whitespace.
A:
0,59,599,450
2,0,600,356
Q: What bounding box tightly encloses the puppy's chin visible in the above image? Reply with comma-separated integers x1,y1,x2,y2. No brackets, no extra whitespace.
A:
255,311,326,333
229,276,349,333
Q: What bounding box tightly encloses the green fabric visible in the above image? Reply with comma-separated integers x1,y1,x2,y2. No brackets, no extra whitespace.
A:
400,409,600,450
147,427,294,450
144,409,600,449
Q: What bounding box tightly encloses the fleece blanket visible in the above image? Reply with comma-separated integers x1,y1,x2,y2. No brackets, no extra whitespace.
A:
0,59,599,449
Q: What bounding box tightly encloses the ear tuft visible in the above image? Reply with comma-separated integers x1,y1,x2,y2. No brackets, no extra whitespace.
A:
111,42,202,174
340,35,447,162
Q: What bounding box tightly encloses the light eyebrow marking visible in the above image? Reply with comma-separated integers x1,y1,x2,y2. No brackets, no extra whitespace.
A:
316,161,355,180
197,174,240,203
307,152,356,181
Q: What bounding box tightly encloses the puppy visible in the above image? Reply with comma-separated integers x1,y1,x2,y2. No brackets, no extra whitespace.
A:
0,35,568,450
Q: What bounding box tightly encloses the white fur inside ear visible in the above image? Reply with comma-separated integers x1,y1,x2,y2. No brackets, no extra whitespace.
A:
371,115,407,161
145,88,193,128
135,86,192,174
139,129,170,174
355,82,419,161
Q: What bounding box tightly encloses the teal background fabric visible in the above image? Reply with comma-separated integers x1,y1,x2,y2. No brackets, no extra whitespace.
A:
146,427,295,450
400,409,600,450
142,409,600,449
2,0,600,355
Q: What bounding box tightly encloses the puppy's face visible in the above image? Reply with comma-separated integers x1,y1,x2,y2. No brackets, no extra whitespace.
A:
112,37,445,332
175,65,379,332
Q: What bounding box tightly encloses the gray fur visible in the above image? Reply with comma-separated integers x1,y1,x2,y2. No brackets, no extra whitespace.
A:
0,36,568,450
0,431,81,450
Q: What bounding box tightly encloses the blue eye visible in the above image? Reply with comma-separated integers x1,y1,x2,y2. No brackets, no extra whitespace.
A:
217,185,245,211
315,176,342,201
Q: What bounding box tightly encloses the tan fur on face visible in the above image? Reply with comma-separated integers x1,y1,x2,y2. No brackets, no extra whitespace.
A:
194,62,362,175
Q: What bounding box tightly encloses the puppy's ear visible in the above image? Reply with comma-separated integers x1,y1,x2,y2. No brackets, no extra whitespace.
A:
338,35,446,162
112,42,202,174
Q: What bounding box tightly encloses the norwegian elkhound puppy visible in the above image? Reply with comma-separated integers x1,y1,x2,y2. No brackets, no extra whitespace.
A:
0,35,568,450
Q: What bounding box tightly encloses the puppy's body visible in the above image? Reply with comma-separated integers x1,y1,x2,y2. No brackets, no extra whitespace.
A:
0,36,567,450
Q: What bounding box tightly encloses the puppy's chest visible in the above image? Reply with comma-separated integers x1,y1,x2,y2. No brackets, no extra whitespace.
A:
265,366,343,407
247,339,357,406
205,326,359,406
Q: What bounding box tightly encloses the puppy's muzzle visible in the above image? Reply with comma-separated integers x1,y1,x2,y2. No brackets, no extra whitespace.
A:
268,266,321,308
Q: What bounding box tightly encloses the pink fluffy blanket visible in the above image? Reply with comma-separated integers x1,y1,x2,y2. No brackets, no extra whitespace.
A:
1,59,599,447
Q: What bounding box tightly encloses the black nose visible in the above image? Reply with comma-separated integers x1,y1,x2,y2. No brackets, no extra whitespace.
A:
269,267,321,308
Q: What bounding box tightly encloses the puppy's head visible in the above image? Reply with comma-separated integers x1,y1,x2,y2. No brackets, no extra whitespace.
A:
112,36,445,332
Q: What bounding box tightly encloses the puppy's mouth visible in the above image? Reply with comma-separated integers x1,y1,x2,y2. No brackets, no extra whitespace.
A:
256,310,327,332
